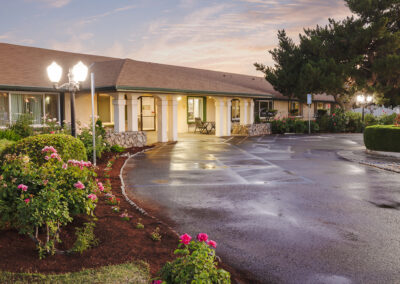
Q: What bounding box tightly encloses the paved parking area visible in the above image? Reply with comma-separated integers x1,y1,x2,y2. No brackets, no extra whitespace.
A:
123,134,400,284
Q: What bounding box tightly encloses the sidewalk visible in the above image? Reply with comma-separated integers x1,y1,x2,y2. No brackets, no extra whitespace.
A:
338,149,400,173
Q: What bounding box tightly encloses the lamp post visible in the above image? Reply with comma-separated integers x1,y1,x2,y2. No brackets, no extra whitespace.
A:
47,61,88,137
356,94,373,122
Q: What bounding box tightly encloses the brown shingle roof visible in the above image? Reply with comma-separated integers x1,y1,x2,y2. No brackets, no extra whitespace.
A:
0,42,334,101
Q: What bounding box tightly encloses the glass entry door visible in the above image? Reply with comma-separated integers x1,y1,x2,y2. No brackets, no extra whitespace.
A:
139,96,155,131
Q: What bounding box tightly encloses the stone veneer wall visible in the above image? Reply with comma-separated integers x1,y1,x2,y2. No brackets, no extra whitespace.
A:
105,131,147,148
232,123,271,136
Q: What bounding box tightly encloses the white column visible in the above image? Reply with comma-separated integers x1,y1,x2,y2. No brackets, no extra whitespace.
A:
127,94,140,131
249,99,255,124
240,99,248,125
224,99,232,136
113,93,126,133
214,98,224,137
157,95,168,142
168,96,178,141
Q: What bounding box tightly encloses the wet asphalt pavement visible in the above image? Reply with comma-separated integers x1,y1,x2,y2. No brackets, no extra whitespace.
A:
122,134,400,284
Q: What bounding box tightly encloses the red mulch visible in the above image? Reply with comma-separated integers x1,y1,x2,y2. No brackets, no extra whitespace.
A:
0,146,259,283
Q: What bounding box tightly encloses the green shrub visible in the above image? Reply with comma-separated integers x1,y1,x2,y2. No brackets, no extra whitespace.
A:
378,113,397,125
1,134,87,165
111,144,125,153
159,233,230,284
294,120,306,133
77,120,109,160
70,222,99,254
364,114,378,127
317,114,330,132
0,147,97,258
0,139,14,154
345,112,364,133
364,125,400,152
10,114,34,138
0,129,21,141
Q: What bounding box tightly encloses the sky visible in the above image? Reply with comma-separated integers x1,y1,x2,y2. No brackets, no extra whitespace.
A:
0,0,352,76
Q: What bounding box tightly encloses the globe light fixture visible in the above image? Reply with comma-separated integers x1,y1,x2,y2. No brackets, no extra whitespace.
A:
46,61,89,137
72,61,88,82
47,62,62,83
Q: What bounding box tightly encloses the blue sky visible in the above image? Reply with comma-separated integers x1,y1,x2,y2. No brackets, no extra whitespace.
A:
0,0,351,75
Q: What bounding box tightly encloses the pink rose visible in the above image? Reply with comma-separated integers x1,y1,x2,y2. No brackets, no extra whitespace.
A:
151,280,162,284
87,193,97,201
43,180,49,186
179,233,192,245
24,198,30,204
207,240,217,248
62,163,68,169
50,131,55,134
97,182,104,192
18,184,28,192
74,181,85,189
197,233,208,242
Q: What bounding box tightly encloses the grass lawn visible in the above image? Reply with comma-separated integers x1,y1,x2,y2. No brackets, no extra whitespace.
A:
0,261,150,284
0,139,14,153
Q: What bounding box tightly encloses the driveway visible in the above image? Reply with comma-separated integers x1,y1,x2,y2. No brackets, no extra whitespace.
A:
122,134,400,284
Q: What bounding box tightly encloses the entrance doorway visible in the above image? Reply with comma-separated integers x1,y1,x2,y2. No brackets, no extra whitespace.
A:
138,96,155,131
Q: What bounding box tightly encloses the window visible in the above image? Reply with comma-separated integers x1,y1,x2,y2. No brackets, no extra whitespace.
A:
315,102,331,115
289,101,301,116
231,99,240,122
258,100,273,118
45,94,59,120
0,93,9,127
187,97,204,123
0,93,60,126
10,94,44,124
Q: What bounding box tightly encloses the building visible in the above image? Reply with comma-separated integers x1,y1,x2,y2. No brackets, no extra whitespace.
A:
0,42,335,143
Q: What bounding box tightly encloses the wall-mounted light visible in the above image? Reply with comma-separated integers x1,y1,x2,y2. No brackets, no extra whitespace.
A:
177,96,182,101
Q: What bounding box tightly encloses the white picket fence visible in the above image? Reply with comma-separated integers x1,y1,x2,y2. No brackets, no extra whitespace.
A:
352,105,400,117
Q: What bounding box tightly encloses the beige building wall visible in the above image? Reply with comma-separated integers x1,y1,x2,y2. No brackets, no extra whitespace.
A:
274,100,289,118
301,103,315,121
206,97,215,122
177,95,187,133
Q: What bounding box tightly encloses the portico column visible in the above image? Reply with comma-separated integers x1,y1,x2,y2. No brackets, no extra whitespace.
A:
113,93,126,133
224,99,232,136
240,99,248,125
157,95,168,142
249,99,255,124
215,98,224,137
168,96,178,141
127,94,140,131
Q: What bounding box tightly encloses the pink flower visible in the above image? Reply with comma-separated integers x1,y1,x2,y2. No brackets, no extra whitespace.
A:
332,113,336,116
24,198,30,204
45,156,50,161
97,182,104,192
179,233,192,245
74,181,85,189
50,131,55,134
151,281,162,284
42,146,57,153
62,163,68,169
207,240,217,248
43,180,49,186
87,193,97,201
197,233,208,242
18,184,28,192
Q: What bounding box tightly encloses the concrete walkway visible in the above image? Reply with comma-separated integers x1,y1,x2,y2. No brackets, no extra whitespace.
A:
123,134,400,283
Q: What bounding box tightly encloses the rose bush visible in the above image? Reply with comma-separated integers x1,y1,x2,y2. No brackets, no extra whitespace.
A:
158,233,230,283
0,145,97,258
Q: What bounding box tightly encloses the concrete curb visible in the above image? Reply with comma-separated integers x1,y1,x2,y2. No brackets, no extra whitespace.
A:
366,149,400,159
118,147,181,238
337,150,400,174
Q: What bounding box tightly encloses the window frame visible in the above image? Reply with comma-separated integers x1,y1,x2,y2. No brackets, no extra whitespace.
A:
187,96,206,124
0,91,60,128
231,99,240,122
258,100,274,119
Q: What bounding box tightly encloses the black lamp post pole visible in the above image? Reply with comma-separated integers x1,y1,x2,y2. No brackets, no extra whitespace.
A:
70,90,76,137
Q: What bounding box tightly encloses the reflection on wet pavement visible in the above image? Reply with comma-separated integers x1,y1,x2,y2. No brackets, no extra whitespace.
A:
123,133,400,284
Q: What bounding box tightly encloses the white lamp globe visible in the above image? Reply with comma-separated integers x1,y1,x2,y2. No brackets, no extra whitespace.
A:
47,62,62,83
72,61,88,82
357,95,365,103
366,96,373,103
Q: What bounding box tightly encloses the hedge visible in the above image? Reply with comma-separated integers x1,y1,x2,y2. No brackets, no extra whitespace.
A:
0,134,87,164
364,125,400,153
